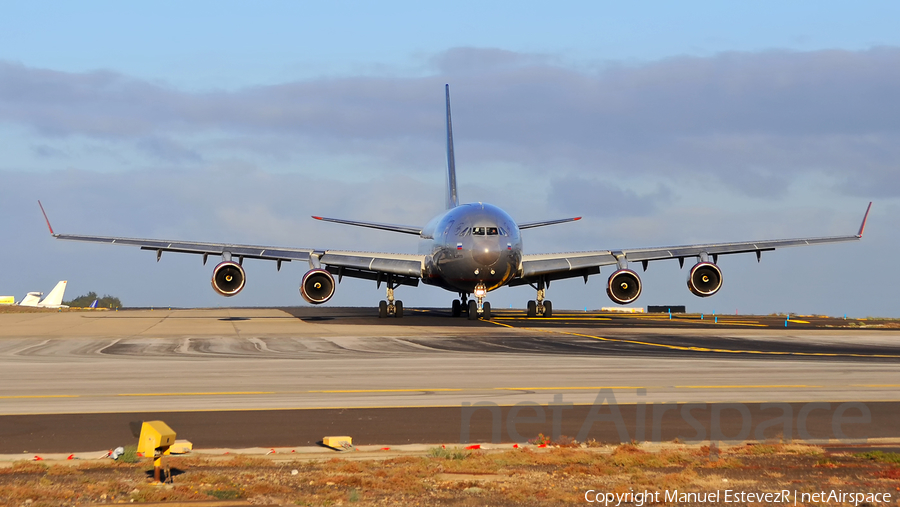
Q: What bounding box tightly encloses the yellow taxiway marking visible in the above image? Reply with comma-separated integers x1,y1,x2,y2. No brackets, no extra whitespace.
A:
676,385,823,389
787,319,811,324
496,316,766,327
309,388,463,393
495,317,612,321
486,320,900,358
118,391,275,397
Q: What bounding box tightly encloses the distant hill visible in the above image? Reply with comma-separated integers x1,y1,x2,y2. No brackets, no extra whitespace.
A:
64,291,122,308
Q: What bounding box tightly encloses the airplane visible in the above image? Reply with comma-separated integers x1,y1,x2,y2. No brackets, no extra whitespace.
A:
18,281,69,309
39,85,871,320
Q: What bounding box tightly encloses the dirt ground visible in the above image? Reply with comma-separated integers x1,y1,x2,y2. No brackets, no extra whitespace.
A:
1,443,899,506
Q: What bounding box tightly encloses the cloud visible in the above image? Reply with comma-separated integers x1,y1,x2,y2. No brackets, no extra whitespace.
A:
548,177,672,218
3,47,900,198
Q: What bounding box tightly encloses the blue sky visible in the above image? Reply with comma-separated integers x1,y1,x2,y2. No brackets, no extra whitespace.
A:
1,1,899,315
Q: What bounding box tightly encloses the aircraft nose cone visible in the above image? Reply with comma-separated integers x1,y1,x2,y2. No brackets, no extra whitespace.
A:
473,244,501,266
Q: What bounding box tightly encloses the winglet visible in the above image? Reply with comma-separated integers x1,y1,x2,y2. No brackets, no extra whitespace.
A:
38,200,55,236
857,202,872,238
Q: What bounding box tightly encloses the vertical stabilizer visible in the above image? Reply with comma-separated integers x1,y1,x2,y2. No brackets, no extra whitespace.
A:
445,84,459,209
38,281,67,308
19,292,42,307
89,299,99,309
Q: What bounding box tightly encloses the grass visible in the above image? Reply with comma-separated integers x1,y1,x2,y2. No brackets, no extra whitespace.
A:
2,444,900,505
428,446,471,460
118,444,140,464
855,451,900,464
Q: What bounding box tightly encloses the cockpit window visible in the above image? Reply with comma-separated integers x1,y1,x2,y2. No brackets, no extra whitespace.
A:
472,226,500,236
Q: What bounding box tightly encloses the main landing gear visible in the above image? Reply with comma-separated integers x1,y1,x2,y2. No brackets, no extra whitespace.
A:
451,284,491,321
378,277,403,318
526,279,552,318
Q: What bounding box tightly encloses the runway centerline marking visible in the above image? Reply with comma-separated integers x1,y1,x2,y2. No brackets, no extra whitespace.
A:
485,320,900,359
496,386,646,391
308,389,463,393
676,385,824,389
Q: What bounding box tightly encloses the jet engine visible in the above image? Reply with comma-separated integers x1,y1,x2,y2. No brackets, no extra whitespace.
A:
687,262,723,297
607,269,642,304
211,261,246,296
300,268,336,304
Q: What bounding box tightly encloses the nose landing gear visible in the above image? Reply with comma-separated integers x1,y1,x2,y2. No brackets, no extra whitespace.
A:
468,283,492,321
452,286,491,320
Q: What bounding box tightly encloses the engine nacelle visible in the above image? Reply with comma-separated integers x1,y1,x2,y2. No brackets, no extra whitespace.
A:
607,269,642,304
687,262,723,297
211,261,246,297
300,268,336,304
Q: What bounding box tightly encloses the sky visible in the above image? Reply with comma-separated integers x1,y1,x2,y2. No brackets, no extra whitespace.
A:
1,1,899,316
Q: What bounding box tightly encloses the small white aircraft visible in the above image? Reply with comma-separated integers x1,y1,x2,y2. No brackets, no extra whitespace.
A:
18,281,69,308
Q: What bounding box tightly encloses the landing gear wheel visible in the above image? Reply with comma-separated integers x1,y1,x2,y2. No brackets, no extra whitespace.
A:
543,300,552,318
482,302,491,321
451,299,461,317
467,300,478,320
526,300,537,318
395,300,403,318
378,300,388,318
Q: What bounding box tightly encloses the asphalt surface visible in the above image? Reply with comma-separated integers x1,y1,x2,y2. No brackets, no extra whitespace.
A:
1,307,899,452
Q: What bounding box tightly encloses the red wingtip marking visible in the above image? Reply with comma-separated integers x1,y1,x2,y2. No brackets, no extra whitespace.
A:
312,216,323,220
574,217,582,221
38,200,55,235
857,202,872,238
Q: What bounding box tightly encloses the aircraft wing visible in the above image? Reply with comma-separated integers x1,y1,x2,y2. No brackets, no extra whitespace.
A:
40,202,425,285
514,203,871,285
49,233,425,281
51,233,315,262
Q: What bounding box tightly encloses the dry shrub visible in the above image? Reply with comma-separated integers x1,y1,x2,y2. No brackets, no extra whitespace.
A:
46,464,82,476
744,443,782,455
561,463,612,476
614,443,645,455
701,456,743,469
878,467,900,479
554,435,579,448
0,461,48,475
657,449,696,466
655,468,699,489
225,455,270,468
610,444,665,468
337,460,366,473
129,485,209,502
782,443,824,455
75,459,118,471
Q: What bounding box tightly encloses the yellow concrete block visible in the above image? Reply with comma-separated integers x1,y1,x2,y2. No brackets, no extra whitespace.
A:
323,436,352,449
0,296,14,305
169,440,193,454
136,420,176,456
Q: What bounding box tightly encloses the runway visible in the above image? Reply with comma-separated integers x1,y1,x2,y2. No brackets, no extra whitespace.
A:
1,307,899,451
